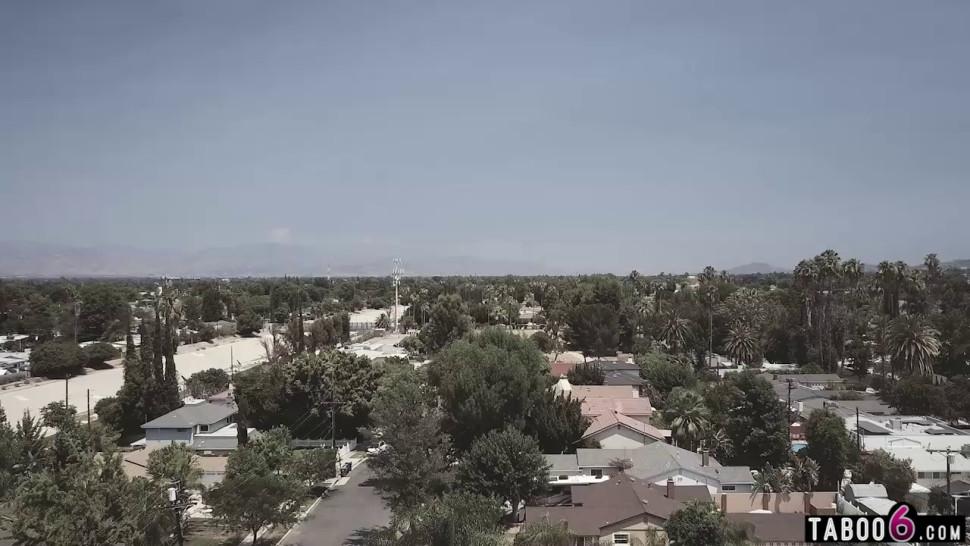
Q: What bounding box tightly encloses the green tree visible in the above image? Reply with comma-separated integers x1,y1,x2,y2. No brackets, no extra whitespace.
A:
513,516,574,546
428,328,548,451
205,444,306,544
530,330,556,353
417,294,473,354
666,501,729,546
28,342,84,378
81,342,120,368
928,486,953,514
525,389,590,454
12,443,172,546
722,323,763,368
147,442,202,537
369,366,451,514
859,449,915,502
458,427,550,521
77,284,129,342
889,314,941,376
705,372,788,469
886,378,945,415
789,455,821,492
200,283,225,322
804,410,852,490
659,312,694,355
662,388,709,451
286,448,336,487
565,363,604,385
636,350,696,406
379,493,505,546
185,368,230,399
564,303,619,359
236,309,262,337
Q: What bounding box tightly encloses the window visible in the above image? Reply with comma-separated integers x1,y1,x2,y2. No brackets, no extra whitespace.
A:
591,469,603,478
558,475,568,481
199,424,209,432
612,533,630,544
177,428,189,433
722,485,736,491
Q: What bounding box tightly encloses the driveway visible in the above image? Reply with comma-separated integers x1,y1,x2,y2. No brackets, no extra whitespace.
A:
280,462,391,546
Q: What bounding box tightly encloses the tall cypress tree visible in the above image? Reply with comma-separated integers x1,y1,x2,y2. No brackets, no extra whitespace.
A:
163,318,180,410
138,322,153,367
152,307,164,381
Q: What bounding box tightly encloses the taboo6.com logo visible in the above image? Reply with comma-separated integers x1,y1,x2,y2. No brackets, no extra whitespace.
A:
805,502,966,543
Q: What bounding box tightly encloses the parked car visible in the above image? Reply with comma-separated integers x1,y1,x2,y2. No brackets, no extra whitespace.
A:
366,441,388,455
339,462,352,477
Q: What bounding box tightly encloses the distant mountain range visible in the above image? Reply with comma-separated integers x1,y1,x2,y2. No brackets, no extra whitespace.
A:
0,242,557,278
725,262,787,275
2,242,967,278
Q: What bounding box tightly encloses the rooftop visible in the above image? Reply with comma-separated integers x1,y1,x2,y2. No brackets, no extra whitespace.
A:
583,411,668,442
141,401,236,429
564,443,753,485
525,476,710,535
581,397,653,417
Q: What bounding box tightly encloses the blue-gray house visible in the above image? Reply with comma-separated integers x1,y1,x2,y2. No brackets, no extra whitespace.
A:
141,401,239,450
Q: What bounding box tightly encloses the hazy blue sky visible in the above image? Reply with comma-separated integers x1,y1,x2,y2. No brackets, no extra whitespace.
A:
2,1,968,273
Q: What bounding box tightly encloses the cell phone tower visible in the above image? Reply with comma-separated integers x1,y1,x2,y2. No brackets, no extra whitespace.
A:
392,258,404,332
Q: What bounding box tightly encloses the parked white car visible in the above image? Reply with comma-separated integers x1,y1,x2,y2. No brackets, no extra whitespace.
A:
366,441,388,455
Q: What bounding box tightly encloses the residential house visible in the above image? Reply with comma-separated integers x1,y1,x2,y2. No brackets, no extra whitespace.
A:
140,400,254,452
0,351,29,374
848,413,970,487
525,475,711,545
545,443,754,493
582,411,668,448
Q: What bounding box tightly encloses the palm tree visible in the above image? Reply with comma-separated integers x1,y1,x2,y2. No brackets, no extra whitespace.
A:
609,458,634,473
722,323,761,368
701,425,734,461
375,313,390,330
788,456,820,492
888,314,941,376
660,313,692,355
662,388,709,451
752,463,791,510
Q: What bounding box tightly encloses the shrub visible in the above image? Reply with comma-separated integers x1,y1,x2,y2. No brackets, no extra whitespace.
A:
82,342,120,368
29,342,84,378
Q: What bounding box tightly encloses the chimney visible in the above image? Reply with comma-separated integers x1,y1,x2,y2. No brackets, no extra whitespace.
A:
666,477,674,498
701,450,710,467
803,493,811,514
721,494,727,512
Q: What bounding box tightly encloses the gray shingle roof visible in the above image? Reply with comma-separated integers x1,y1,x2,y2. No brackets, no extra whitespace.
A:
574,443,753,485
545,454,580,473
141,402,235,429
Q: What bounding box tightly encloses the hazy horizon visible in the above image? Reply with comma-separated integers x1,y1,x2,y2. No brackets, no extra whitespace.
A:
3,1,969,274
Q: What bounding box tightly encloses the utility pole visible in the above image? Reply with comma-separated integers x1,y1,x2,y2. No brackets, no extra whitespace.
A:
64,377,69,408
928,448,955,501
168,481,185,546
786,379,794,449
856,407,861,451
392,259,403,333
87,389,91,437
